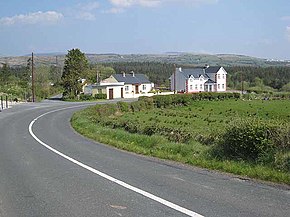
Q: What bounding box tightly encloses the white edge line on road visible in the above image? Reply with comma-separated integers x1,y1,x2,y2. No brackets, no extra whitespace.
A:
28,105,204,217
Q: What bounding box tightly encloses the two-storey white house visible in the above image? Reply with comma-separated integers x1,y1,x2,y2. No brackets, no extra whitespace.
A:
169,66,227,93
84,71,154,99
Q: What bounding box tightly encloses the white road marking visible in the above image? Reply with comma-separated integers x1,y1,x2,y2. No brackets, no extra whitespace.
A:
28,105,204,217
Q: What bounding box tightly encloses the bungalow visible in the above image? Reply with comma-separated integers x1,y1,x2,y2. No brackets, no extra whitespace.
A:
169,66,227,93
85,71,154,99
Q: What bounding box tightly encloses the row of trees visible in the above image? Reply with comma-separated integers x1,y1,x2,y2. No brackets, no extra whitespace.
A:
61,49,290,99
0,60,62,101
2,48,288,101
104,62,290,92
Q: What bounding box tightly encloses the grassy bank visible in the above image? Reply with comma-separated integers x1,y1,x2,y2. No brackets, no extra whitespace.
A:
71,95,290,185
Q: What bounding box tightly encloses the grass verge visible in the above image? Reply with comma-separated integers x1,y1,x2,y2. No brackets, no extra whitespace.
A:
71,108,290,185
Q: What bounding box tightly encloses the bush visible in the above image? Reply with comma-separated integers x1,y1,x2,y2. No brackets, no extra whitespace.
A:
80,94,93,101
94,93,107,99
117,101,130,112
215,118,290,166
94,104,117,117
139,96,154,109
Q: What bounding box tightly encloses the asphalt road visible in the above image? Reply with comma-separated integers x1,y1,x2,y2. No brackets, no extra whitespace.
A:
0,100,289,217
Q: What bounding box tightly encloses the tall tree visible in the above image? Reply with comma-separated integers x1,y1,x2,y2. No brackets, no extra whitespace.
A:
61,48,88,99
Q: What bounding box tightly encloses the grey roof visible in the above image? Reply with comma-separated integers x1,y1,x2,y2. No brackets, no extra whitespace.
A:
113,73,151,84
180,66,222,78
205,79,216,84
204,66,222,74
181,68,205,78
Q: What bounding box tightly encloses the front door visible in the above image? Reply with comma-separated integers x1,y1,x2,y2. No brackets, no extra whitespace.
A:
109,88,113,99
135,85,139,94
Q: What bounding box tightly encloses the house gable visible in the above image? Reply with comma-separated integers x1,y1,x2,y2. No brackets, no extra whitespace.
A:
101,75,118,84
170,66,227,93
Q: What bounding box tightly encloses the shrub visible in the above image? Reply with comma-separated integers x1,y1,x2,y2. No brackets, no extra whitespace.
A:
139,96,154,109
219,120,274,161
215,118,290,165
130,101,144,112
274,152,290,172
153,95,172,108
94,103,117,117
79,94,93,101
94,93,107,99
117,101,130,112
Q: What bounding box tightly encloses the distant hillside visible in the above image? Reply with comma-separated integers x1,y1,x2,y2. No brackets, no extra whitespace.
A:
1,53,290,68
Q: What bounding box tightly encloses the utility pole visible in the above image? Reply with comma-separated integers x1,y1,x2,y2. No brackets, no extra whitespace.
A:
173,64,176,94
241,72,244,94
96,70,100,83
31,52,35,102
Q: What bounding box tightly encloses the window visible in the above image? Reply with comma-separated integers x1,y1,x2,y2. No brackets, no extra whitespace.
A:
218,74,221,79
190,85,193,90
222,84,225,89
218,84,220,89
222,74,225,79
195,84,198,90
200,84,203,90
125,86,129,91
142,85,146,91
189,78,193,82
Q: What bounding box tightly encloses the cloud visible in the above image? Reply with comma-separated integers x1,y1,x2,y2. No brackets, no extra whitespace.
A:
103,8,125,14
0,11,63,26
74,2,100,20
109,0,161,7
79,2,100,11
108,0,218,8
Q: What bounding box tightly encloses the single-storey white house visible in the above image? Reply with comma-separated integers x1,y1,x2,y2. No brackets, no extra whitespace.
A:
169,66,227,93
84,71,154,99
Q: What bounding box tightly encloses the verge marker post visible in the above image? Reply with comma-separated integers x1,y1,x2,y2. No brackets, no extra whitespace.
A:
1,96,3,110
5,95,8,109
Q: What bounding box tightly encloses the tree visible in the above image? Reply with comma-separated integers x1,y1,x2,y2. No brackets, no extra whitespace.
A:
0,63,11,85
84,65,115,83
281,82,290,92
61,48,88,99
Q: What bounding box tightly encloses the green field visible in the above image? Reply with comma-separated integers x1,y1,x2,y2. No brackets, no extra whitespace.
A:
114,100,290,138
71,97,290,184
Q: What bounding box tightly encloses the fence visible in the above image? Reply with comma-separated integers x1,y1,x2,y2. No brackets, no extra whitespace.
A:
0,95,13,111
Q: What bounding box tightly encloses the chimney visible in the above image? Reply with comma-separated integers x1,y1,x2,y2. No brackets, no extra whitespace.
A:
204,64,209,69
131,71,135,77
179,67,182,72
122,72,126,77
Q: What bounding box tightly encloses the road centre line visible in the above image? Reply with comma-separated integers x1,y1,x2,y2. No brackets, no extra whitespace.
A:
28,105,204,217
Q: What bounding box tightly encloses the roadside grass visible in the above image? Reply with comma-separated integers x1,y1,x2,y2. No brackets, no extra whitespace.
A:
71,107,290,185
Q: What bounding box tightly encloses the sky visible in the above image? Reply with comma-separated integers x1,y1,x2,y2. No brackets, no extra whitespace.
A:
0,0,289,59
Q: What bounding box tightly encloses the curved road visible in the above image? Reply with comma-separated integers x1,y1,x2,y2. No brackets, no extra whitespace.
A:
0,100,289,217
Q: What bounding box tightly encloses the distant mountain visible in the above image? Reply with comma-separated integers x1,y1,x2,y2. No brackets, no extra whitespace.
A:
1,53,289,68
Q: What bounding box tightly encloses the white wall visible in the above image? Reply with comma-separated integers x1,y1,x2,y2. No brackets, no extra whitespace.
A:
216,67,227,92
106,86,123,99
187,77,207,93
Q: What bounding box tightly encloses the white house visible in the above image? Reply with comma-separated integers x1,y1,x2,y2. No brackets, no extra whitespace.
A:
85,71,154,99
169,66,227,93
